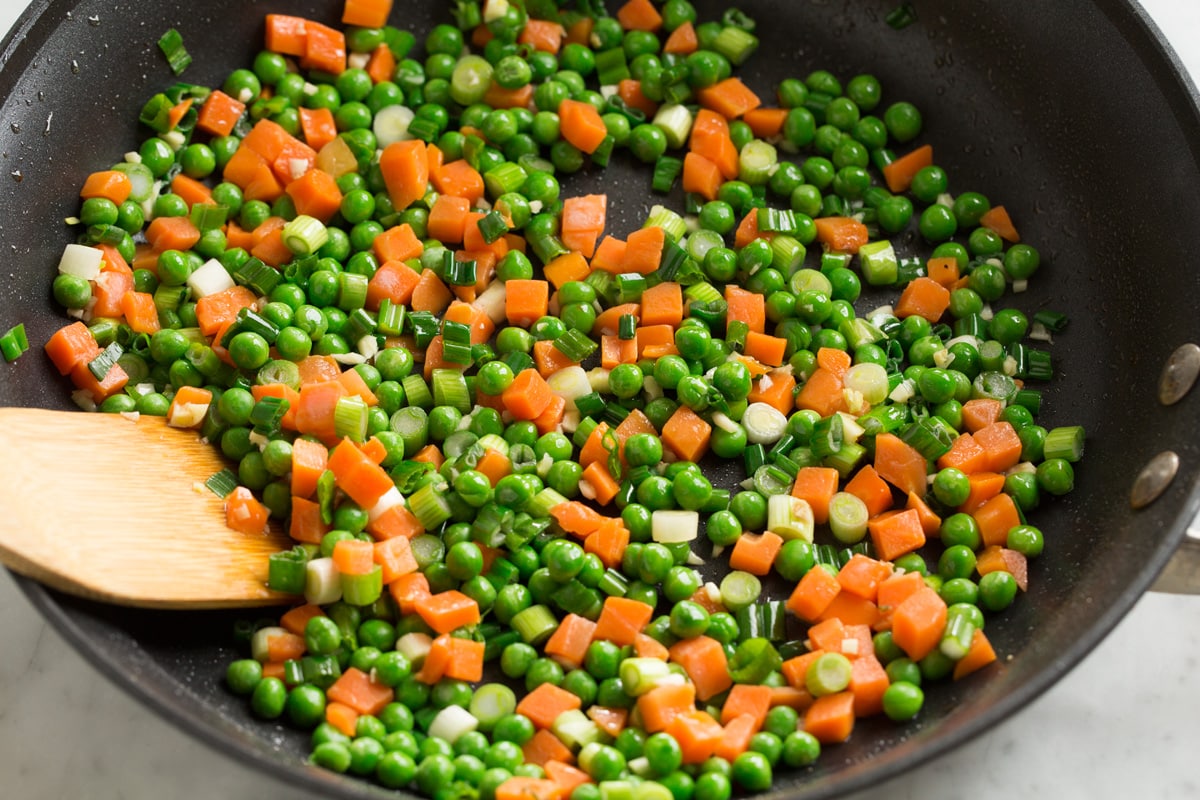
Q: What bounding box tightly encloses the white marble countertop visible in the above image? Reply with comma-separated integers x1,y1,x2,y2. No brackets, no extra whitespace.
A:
3,2,1200,799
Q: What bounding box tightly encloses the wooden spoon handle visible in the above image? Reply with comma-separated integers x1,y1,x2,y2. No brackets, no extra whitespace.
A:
0,408,293,608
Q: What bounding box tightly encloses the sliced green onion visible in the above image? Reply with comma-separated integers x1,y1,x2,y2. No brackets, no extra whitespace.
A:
595,47,630,85
617,313,637,341
341,565,383,606
0,323,29,362
1044,425,1085,462
1026,349,1053,381
204,468,239,499
728,637,781,683
251,395,289,436
652,105,693,151
469,683,517,730
484,162,528,198
738,139,777,185
825,441,867,479
1033,309,1069,332
651,155,683,194
432,368,471,412
157,28,192,75
743,402,789,445
476,211,509,245
445,257,479,287
767,494,815,542
805,652,853,696
511,604,557,645
886,3,918,29
529,232,570,264
552,709,607,751
337,272,369,311
268,547,310,595
590,135,616,168
616,273,647,304
88,341,124,381
406,310,441,349
282,215,329,257
719,570,761,612
409,484,452,530
231,256,280,296
899,416,955,460
939,612,976,661
554,328,597,362
643,204,687,242
333,396,368,442
712,24,758,65
829,491,869,544
859,240,899,286
618,657,673,696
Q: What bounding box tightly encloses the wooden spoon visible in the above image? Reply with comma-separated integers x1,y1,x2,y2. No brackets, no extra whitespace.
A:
0,407,295,609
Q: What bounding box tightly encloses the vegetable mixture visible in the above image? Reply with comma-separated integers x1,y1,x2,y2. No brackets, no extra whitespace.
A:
42,0,1085,797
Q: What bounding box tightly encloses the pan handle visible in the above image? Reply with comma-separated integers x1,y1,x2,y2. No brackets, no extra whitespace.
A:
1152,536,1200,594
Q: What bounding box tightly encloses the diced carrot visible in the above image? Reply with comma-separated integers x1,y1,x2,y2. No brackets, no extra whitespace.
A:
388,572,431,616
638,281,683,328
544,613,598,670
342,0,393,28
725,285,766,333
337,366,379,406
80,169,133,204
119,290,160,334
881,144,933,193
891,586,948,661
927,256,960,287
960,398,1004,433
502,367,553,420
837,554,893,602
662,19,698,53
551,501,606,538
616,78,658,118
769,686,814,712
288,496,329,544
817,593,881,628
410,268,453,314
668,636,732,701
600,334,638,369
867,508,926,562
634,632,670,660
505,278,550,327
379,139,428,212
952,629,998,680
523,729,574,768
328,437,394,508
974,421,1024,473
937,433,989,475
973,492,1022,547
301,21,347,75
711,713,757,762
787,564,842,622
332,538,375,576
813,216,869,254
414,590,481,634
580,460,620,506
620,225,664,275
616,0,663,31
433,159,485,203
781,650,826,690
374,535,418,582
145,215,201,252
979,205,1020,242
264,14,308,56
590,235,628,274
44,321,100,375
876,570,926,612
560,194,606,258
327,666,394,716
894,276,951,324
166,385,212,429
69,355,128,402
666,711,726,764
637,682,697,732
844,464,894,518
689,109,739,180
804,691,856,744
593,596,654,646
444,636,485,682
517,683,583,730
427,194,471,243
873,433,929,497
558,99,609,156
635,324,678,359
286,167,342,222
742,108,789,139
365,260,421,311
743,331,787,368
746,368,796,416
584,519,630,569
696,77,762,119
680,151,723,201
975,545,1029,591
484,81,535,110
661,405,712,462
728,532,784,576
791,466,840,525
518,18,565,54
224,486,270,535
587,706,628,738
960,471,1006,512
494,778,562,800
280,603,325,636
720,684,772,728
906,491,943,536
849,654,890,717
196,90,246,137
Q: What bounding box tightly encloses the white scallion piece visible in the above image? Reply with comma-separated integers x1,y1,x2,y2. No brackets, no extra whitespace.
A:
473,281,508,324
304,558,342,605
547,366,594,410
843,362,889,405
186,258,236,298
743,402,788,444
58,243,103,280
587,367,611,394
651,509,699,543
167,402,210,429
767,494,814,542
373,105,415,147
396,632,434,665
483,0,511,22
837,412,865,443
427,705,479,744
250,627,290,663
652,104,694,150
828,492,869,544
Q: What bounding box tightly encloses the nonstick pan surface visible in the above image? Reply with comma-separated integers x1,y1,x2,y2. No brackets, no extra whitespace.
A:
2,1,1200,798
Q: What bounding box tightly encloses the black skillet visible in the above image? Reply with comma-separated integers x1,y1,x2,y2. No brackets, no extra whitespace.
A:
2,0,1199,797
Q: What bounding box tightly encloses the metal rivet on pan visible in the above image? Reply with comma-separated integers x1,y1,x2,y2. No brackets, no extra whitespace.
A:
1130,451,1179,509
1159,343,1200,405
